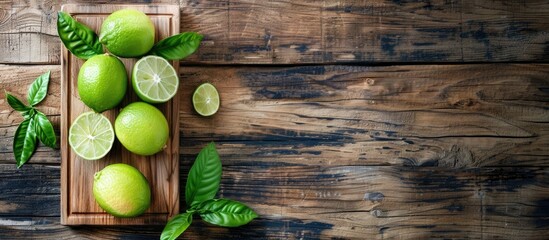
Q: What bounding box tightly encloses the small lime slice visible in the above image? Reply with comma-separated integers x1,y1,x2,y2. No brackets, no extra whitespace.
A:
192,83,220,116
132,55,179,103
69,112,115,160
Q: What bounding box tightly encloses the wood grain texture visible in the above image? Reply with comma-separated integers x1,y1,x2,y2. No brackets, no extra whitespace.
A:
2,64,549,167
3,0,549,64
179,64,549,167
59,4,180,225
178,0,549,63
0,164,547,239
1,63,547,236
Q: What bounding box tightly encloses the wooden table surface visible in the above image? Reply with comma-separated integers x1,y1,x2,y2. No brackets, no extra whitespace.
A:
1,0,549,239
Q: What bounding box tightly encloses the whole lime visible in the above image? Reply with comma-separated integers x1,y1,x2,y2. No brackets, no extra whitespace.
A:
115,102,169,156
93,163,151,218
99,9,155,58
78,54,127,112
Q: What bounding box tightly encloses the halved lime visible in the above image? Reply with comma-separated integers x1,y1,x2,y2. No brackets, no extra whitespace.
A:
132,55,179,103
192,83,220,116
69,112,115,160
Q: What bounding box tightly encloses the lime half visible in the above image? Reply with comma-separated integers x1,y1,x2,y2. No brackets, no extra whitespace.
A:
192,83,220,116
69,112,115,160
132,55,179,103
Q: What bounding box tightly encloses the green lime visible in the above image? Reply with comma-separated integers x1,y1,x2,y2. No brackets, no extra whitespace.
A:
69,111,115,160
78,54,127,112
192,83,220,116
99,9,155,58
93,163,151,218
132,55,179,103
114,102,169,156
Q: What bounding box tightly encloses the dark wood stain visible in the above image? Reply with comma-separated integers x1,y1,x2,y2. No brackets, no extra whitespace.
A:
533,199,549,228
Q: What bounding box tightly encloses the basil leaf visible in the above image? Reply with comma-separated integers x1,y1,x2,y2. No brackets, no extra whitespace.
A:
34,112,57,148
149,32,203,60
160,212,193,240
186,142,222,208
27,71,50,106
6,92,31,114
198,199,258,227
13,117,37,168
57,11,103,60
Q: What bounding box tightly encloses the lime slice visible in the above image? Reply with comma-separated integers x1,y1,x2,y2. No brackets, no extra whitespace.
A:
132,55,179,103
69,112,115,160
192,83,220,116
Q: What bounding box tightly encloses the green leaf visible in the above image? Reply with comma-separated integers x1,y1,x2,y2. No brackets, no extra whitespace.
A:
6,92,31,114
34,112,57,148
160,212,193,240
26,108,37,120
13,117,37,168
27,71,50,106
149,32,203,60
197,199,258,227
57,11,103,60
186,142,222,208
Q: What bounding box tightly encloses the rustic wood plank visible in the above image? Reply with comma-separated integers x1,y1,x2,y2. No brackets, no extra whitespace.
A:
0,0,60,64
1,64,548,167
179,64,549,167
177,0,549,63
3,0,549,64
0,164,547,239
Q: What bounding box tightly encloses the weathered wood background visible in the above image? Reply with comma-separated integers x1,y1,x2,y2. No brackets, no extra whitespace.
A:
1,0,549,239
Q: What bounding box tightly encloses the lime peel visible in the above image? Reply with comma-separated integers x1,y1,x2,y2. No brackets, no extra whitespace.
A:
93,163,151,218
99,9,155,58
114,102,169,156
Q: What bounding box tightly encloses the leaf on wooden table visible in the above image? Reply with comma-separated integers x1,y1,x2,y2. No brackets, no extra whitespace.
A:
27,71,50,106
57,12,103,60
197,199,258,227
13,117,37,168
186,142,222,208
5,92,31,114
149,32,203,60
160,212,193,240
34,112,57,148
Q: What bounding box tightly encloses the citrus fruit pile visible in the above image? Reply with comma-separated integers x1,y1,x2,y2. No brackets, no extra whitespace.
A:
61,8,210,218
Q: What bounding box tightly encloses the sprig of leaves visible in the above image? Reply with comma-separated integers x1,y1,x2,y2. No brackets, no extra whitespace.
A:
161,143,258,240
6,71,58,168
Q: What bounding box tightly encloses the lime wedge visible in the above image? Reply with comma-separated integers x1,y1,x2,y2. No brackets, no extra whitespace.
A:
132,55,179,103
192,83,220,116
69,112,115,160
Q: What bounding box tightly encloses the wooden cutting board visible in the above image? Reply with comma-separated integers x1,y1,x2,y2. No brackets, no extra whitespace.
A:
60,4,180,225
